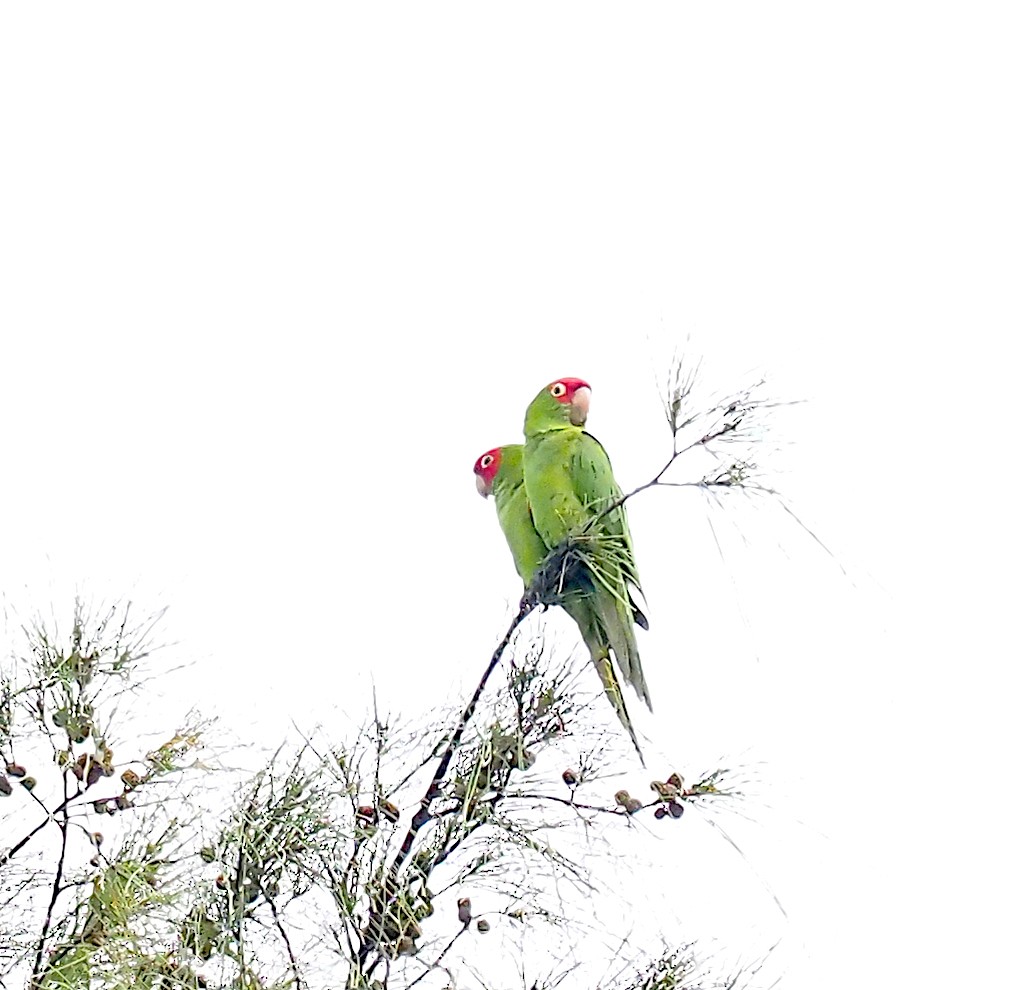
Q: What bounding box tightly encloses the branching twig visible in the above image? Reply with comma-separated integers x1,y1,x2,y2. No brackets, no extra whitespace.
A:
601,382,781,522
30,774,72,984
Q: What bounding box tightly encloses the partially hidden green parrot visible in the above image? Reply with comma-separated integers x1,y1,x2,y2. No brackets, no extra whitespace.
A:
521,377,651,710
473,443,646,764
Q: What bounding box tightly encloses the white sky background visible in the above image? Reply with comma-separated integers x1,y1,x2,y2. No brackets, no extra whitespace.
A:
1,4,1015,988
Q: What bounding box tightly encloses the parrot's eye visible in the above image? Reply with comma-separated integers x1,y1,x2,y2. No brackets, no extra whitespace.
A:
550,382,568,398
480,454,494,469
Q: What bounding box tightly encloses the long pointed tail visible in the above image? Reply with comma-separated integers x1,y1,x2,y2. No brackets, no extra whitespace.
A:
561,567,650,760
592,654,645,766
594,587,652,712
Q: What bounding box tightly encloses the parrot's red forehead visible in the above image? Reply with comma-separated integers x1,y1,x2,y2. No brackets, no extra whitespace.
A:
472,446,502,481
547,377,591,403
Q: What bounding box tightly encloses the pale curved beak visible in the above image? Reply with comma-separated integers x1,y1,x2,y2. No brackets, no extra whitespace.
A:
475,474,491,498
569,385,591,426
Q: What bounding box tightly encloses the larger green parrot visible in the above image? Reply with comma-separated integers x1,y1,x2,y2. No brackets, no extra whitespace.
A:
521,377,652,710
474,443,646,763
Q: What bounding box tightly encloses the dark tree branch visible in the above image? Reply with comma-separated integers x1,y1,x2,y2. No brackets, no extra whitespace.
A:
390,602,530,871
357,600,532,970
263,887,305,990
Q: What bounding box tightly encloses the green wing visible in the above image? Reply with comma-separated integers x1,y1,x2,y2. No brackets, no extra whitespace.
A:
524,428,651,710
570,432,649,623
491,444,645,761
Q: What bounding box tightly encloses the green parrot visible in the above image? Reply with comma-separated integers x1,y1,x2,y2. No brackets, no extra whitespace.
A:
521,377,651,709
474,443,646,763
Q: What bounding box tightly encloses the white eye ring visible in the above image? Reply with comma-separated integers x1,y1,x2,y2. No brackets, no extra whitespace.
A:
550,382,567,398
481,454,494,469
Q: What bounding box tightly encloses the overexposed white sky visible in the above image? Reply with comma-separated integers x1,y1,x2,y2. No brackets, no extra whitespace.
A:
1,4,1015,988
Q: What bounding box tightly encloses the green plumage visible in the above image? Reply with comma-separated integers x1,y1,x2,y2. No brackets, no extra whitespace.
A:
487,445,547,586
522,386,652,712
486,445,644,763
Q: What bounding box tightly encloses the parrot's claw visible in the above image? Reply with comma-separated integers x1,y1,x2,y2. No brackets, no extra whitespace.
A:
518,589,550,616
